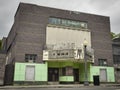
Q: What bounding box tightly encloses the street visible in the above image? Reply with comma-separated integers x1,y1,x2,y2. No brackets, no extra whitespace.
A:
0,87,120,90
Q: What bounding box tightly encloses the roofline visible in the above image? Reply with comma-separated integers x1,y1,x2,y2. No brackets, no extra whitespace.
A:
19,2,110,18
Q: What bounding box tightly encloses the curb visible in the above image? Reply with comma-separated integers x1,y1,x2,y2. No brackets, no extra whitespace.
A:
0,84,120,89
0,85,91,89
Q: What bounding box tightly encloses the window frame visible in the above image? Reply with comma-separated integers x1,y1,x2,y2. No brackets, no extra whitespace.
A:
98,59,107,66
25,54,37,63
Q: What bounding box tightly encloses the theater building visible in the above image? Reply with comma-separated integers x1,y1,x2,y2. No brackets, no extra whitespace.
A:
0,3,115,85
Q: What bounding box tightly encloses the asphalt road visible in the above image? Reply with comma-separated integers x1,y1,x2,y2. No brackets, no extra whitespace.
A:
0,87,120,90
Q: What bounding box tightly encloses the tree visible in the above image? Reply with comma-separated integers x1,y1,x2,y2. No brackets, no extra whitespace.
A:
111,32,120,39
116,33,120,38
111,32,117,39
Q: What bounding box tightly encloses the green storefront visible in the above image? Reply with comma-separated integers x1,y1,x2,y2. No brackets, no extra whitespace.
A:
47,60,90,83
13,61,115,85
14,62,48,85
89,66,115,82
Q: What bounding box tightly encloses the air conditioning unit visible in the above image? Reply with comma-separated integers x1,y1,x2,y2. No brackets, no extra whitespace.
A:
28,60,34,63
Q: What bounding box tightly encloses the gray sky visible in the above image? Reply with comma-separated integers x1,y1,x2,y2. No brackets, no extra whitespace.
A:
0,0,120,39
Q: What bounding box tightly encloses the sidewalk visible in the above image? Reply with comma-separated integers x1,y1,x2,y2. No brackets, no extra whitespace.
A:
0,84,120,89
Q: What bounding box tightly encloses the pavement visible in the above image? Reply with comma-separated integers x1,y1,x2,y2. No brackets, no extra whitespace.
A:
0,84,120,89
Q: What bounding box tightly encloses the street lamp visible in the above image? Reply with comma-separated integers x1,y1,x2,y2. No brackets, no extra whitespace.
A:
83,39,89,86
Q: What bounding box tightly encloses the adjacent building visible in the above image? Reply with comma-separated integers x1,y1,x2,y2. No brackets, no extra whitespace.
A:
112,38,120,83
0,37,6,85
0,2,115,85
0,51,6,85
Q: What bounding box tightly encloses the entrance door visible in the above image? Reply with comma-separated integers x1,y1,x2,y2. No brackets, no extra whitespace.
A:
25,66,35,81
74,69,79,82
100,69,107,82
4,64,14,85
48,68,59,81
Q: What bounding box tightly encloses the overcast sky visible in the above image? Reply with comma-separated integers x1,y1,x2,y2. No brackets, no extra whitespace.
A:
0,0,120,39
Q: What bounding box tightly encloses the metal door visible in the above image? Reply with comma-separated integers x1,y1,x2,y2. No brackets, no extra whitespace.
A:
100,69,107,82
25,66,35,81
48,68,59,81
4,64,14,85
74,69,79,82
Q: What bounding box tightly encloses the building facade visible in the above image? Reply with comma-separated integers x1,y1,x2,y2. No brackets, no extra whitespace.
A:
0,51,6,85
0,2,115,85
112,38,120,83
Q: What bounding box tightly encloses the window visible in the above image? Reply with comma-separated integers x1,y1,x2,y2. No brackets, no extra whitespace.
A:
65,52,68,55
66,66,73,76
61,53,64,55
61,66,73,76
57,53,60,56
49,17,88,29
113,55,120,64
117,69,120,72
98,59,107,66
53,53,56,56
25,54,37,63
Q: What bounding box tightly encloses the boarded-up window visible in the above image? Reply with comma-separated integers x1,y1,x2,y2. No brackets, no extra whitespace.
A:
100,69,107,82
25,66,35,81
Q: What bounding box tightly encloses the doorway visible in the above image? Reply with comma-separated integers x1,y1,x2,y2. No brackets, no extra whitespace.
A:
48,68,59,81
25,66,35,81
4,64,14,85
100,69,107,82
74,69,79,82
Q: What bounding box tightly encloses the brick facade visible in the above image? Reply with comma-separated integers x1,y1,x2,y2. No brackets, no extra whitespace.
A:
6,2,113,65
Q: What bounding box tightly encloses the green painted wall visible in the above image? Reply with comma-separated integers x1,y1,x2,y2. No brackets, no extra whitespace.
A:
14,61,115,83
48,61,90,68
14,62,48,81
90,66,115,82
59,76,74,82
48,61,79,68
